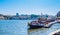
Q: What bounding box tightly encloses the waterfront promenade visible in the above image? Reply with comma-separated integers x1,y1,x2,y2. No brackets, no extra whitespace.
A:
44,20,58,28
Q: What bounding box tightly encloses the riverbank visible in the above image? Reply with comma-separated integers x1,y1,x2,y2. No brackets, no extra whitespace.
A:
28,22,60,35
49,29,60,35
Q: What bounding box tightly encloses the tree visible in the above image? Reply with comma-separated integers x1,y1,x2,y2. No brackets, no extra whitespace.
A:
16,13,19,17
57,11,60,17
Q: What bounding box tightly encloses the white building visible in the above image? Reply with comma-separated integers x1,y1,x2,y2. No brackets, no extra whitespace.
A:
0,15,4,20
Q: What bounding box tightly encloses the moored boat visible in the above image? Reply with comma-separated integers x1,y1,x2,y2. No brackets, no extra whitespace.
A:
28,20,46,29
28,18,55,29
29,23,45,29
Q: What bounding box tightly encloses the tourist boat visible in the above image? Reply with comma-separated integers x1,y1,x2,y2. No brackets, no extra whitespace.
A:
29,23,45,29
28,21,55,29
28,21,45,29
28,18,55,29
28,24,44,29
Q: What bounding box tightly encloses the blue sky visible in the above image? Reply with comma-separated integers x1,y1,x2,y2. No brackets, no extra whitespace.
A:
0,0,60,15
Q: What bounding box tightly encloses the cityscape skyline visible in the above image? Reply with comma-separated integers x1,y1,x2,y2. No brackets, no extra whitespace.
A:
0,0,60,15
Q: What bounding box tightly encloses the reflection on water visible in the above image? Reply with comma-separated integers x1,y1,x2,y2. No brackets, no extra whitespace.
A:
0,20,28,35
28,28,49,35
28,23,60,35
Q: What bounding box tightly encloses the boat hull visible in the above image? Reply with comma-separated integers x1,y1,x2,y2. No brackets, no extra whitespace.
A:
29,25,43,29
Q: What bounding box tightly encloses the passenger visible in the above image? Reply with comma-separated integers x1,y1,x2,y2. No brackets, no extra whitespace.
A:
35,21,39,24
31,21,38,25
38,18,41,23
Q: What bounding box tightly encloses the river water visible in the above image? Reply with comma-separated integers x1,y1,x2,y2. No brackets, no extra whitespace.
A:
0,20,60,35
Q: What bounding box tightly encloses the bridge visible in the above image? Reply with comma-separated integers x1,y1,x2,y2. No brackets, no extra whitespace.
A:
44,20,60,28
